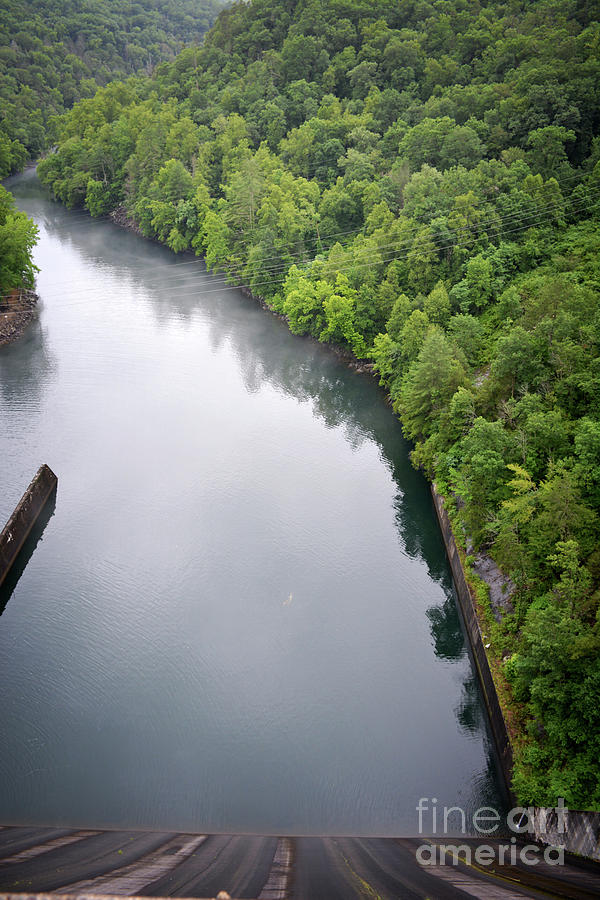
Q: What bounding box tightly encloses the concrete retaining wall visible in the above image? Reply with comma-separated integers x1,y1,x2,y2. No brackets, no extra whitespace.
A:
529,807,600,860
0,465,58,588
431,484,515,805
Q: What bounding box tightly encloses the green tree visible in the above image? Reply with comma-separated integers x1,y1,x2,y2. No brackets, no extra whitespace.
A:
0,186,38,293
397,329,467,440
527,126,575,179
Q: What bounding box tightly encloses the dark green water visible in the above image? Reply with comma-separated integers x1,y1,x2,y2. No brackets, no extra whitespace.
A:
0,169,507,834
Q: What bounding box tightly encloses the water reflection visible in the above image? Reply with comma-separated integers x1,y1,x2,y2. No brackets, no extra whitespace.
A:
457,671,489,735
427,594,465,662
427,592,494,738
425,590,508,810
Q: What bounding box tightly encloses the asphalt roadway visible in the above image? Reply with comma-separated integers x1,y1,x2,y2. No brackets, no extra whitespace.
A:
1,826,600,898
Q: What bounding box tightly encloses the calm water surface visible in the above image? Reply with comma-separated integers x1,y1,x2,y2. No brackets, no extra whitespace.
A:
0,169,506,833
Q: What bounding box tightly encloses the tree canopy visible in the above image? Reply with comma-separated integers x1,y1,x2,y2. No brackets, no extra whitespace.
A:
0,0,223,175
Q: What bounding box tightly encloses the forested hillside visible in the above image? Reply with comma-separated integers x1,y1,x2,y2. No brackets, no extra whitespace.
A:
0,0,223,175
38,0,600,808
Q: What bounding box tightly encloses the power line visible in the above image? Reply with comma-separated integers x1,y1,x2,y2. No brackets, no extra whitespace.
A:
30,161,595,276
36,186,600,297
40,193,600,302
123,185,600,288
40,195,599,308
35,181,598,295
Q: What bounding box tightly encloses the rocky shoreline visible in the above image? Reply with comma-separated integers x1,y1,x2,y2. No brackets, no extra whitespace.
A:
109,205,145,236
0,289,38,346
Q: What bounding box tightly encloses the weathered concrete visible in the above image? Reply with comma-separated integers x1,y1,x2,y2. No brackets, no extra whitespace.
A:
529,807,600,862
0,465,57,589
5,829,600,898
0,895,236,900
431,484,515,805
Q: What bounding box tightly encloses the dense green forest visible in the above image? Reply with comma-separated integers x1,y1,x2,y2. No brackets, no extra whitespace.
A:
0,185,38,294
38,0,600,808
0,0,223,175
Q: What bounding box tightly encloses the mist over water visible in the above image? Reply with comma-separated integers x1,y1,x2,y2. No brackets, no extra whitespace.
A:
0,169,506,834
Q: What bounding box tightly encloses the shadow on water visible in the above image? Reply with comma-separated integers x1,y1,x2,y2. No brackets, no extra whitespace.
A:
427,594,465,663
427,585,510,811
0,490,57,618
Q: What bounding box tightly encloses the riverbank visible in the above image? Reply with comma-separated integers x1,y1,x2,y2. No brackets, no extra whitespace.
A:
0,289,38,346
109,205,376,379
105,199,517,801
109,206,145,237
242,283,376,376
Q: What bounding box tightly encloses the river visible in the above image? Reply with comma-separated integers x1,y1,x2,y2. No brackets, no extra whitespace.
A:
0,169,507,834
